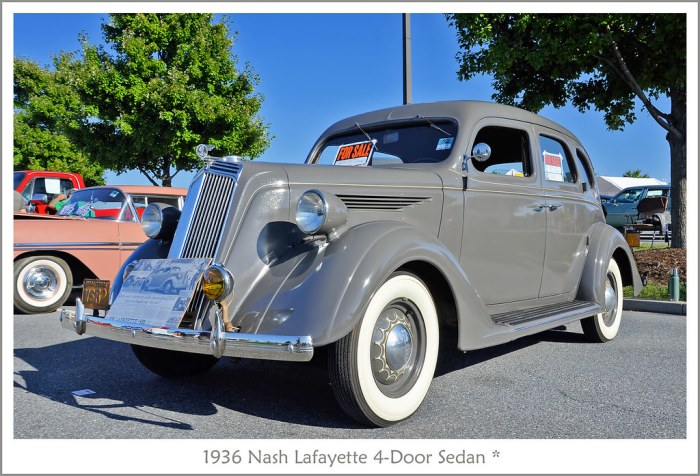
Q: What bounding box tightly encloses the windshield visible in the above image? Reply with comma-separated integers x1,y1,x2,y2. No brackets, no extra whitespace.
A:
612,188,644,203
13,172,26,190
311,119,458,166
57,188,133,221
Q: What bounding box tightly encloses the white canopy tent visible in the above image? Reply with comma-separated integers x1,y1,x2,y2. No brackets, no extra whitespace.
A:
596,176,667,197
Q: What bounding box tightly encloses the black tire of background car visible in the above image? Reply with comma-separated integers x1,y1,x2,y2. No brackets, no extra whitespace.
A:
130,345,219,378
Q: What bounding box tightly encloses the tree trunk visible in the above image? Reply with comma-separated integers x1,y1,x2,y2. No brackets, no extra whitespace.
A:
161,158,172,187
668,88,686,249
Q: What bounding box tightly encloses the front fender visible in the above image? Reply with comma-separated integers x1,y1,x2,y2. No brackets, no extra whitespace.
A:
577,222,643,306
109,238,171,305
230,221,493,349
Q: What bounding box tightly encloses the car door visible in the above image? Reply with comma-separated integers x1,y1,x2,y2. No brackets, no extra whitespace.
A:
461,119,546,305
537,131,598,298
605,187,645,228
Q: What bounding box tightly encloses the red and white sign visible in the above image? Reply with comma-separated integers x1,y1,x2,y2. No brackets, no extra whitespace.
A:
543,151,564,182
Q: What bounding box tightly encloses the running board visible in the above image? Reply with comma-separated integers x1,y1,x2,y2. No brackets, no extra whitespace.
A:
491,300,603,329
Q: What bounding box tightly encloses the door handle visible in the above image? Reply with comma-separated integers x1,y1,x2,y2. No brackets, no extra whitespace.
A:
530,204,546,212
548,203,562,211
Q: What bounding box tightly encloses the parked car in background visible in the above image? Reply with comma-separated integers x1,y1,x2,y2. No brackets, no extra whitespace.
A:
14,185,186,314
603,184,671,229
14,170,86,214
61,100,642,427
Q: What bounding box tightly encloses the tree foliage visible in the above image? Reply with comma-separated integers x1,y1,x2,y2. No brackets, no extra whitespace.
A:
447,13,686,248
623,169,650,178
13,58,105,186
70,13,270,186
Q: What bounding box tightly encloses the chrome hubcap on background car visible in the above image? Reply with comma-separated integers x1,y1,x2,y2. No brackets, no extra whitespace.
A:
371,299,426,398
603,271,618,326
23,265,59,300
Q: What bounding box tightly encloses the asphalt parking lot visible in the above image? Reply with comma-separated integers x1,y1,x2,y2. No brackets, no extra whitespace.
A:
12,307,686,440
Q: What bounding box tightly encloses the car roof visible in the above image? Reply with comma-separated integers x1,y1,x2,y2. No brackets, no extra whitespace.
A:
319,100,580,142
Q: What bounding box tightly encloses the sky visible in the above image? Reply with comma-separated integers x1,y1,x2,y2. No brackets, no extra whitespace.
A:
11,11,679,188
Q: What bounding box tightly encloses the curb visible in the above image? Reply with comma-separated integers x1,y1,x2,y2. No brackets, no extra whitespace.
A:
623,298,687,316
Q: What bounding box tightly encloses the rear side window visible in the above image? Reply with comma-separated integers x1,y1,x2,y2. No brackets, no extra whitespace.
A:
471,126,532,177
540,135,576,184
575,149,596,192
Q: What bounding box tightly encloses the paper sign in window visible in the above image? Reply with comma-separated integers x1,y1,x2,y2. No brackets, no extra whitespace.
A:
333,140,376,167
45,178,62,194
543,151,565,182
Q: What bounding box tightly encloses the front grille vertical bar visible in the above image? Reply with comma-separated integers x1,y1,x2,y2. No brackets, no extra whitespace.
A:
169,162,242,329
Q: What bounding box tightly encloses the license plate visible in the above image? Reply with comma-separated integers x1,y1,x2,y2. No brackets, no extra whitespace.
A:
82,279,111,310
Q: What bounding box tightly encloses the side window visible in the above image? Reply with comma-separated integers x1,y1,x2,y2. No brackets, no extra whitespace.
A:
646,188,668,198
21,180,34,201
540,135,577,184
575,149,596,193
59,179,74,194
615,188,644,203
471,126,532,177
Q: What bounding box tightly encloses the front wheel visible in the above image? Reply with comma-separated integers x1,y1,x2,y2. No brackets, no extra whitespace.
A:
328,272,439,427
131,345,219,378
582,258,623,342
14,256,73,314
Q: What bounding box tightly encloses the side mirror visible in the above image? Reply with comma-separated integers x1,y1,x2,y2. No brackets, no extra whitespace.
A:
471,143,491,162
462,142,492,175
31,193,49,204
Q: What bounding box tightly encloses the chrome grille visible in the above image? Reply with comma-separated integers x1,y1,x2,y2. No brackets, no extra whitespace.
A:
171,161,242,329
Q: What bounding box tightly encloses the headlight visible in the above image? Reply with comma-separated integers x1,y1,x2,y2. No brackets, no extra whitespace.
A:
202,264,234,302
295,190,327,234
141,203,180,240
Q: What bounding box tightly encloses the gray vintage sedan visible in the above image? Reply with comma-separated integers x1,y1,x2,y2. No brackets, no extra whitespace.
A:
61,100,642,427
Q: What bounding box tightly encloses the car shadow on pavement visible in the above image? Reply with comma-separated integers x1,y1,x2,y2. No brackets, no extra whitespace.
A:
15,323,592,436
434,324,591,378
13,336,365,436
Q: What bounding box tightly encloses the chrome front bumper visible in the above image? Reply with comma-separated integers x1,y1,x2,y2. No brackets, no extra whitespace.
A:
60,299,314,362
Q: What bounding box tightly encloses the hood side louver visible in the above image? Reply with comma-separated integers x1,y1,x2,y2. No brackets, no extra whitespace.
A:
336,194,430,211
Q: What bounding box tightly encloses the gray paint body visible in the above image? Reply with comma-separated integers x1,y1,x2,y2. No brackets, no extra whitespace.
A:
114,100,642,353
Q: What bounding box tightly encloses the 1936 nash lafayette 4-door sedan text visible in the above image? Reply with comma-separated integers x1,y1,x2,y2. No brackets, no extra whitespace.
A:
61,101,642,427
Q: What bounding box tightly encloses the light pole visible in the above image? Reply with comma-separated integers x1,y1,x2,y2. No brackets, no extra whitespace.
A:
403,13,412,105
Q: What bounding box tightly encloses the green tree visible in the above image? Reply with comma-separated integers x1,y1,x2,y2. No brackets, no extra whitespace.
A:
447,13,686,248
13,58,105,186
623,169,650,178
70,13,270,186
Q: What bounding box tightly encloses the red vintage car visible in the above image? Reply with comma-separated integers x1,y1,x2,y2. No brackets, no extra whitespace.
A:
13,185,186,314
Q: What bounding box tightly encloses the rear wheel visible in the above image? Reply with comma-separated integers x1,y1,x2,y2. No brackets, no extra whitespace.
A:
131,345,219,378
328,272,439,427
14,256,73,314
582,258,623,342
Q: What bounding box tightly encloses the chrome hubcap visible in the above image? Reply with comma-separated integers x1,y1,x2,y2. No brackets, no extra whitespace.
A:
370,299,425,398
602,271,618,326
23,266,59,300
386,323,413,371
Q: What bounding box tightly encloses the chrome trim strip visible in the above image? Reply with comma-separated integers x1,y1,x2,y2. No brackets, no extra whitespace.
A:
60,301,313,362
14,241,122,248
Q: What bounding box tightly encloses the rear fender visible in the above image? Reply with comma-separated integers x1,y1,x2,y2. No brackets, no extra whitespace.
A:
577,222,643,305
231,221,493,349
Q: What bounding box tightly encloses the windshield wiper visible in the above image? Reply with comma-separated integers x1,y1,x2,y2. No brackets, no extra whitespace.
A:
416,115,452,137
354,122,379,151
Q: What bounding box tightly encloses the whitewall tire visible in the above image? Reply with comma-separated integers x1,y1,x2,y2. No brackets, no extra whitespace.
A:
329,272,439,426
14,256,73,314
582,258,623,342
